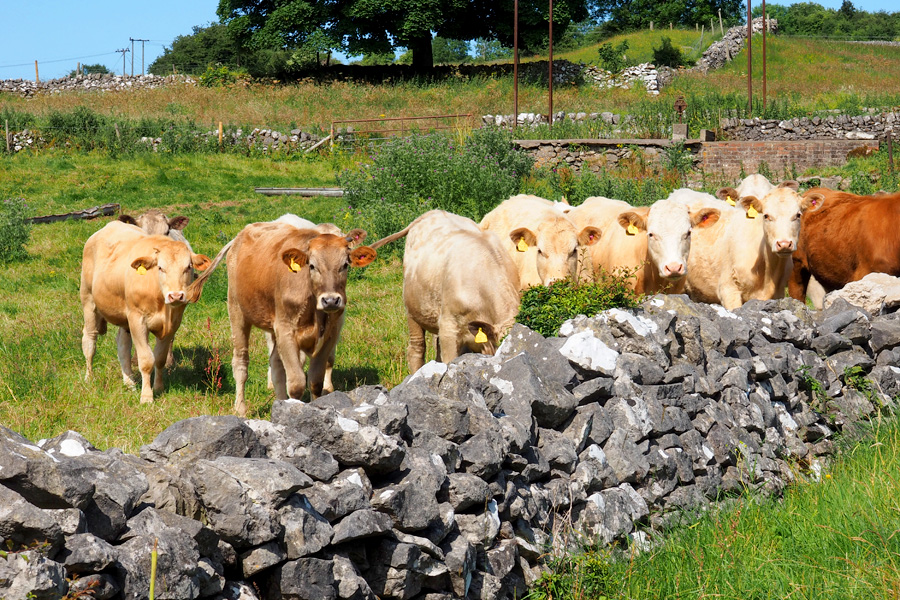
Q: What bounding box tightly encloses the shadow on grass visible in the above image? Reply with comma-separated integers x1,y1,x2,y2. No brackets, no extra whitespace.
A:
332,366,382,390
168,345,235,394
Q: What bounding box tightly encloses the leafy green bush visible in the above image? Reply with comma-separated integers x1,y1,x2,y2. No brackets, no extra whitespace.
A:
597,40,629,73
338,128,534,246
0,199,31,263
523,167,675,207
198,64,249,87
516,273,642,337
652,36,688,68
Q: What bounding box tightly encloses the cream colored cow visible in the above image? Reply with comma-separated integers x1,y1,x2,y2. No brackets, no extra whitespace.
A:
479,194,600,289
567,197,720,294
685,187,818,310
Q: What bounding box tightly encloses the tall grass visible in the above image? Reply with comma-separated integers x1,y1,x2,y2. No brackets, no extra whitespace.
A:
528,414,900,600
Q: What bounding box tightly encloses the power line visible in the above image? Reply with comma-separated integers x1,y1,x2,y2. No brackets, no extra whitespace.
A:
116,48,130,76
0,52,119,71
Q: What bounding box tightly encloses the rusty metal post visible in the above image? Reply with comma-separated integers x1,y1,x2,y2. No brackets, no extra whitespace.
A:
514,0,519,131
747,0,753,115
548,0,553,131
762,0,767,112
889,131,895,175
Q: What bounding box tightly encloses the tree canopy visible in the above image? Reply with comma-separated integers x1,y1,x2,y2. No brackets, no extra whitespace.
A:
755,2,900,39
216,0,593,69
592,0,745,34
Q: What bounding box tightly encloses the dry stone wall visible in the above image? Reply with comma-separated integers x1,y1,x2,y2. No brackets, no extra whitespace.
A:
3,294,900,600
0,73,194,97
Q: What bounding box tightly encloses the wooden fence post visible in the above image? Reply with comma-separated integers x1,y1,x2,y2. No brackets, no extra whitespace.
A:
218,121,223,148
5,120,9,154
35,61,39,83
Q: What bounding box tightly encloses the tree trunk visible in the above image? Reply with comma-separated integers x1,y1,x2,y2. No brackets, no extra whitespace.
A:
409,35,433,70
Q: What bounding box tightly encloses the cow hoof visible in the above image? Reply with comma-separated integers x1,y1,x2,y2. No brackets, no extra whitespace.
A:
234,401,248,417
123,377,137,390
140,394,154,404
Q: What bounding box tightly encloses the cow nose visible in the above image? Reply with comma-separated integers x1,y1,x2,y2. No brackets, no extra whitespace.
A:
663,262,685,277
775,240,794,252
165,291,186,304
319,295,344,311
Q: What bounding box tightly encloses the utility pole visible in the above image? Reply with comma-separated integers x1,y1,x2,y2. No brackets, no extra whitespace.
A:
747,0,752,115
130,38,134,76
548,0,553,131
116,48,130,76
513,0,519,131
133,38,150,74
762,0,767,112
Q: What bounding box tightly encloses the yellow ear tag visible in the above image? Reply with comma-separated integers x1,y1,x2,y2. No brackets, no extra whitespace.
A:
136,265,147,275
626,224,639,236
474,328,488,344
726,195,736,206
290,258,302,272
746,206,759,219
516,238,529,252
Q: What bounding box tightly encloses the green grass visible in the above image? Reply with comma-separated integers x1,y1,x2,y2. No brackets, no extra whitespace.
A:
529,414,900,600
555,28,722,67
0,151,417,452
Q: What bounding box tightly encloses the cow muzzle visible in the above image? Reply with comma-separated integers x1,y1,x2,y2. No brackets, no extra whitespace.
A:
774,240,795,254
165,291,187,305
317,294,345,312
661,261,686,279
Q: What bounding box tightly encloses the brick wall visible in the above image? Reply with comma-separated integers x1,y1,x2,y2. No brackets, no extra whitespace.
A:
697,140,879,178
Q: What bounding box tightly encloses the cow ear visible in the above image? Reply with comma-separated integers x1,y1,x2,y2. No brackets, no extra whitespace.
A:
578,226,601,246
617,211,646,233
282,249,309,272
509,227,537,249
131,256,157,271
119,215,138,226
350,246,377,268
716,187,740,203
344,228,368,247
691,207,721,228
168,216,189,231
740,196,763,215
778,180,800,191
802,193,826,212
192,254,212,271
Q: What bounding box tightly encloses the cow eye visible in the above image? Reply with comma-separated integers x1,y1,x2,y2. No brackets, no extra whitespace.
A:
795,212,802,219
764,214,772,220
647,232,654,239
537,249,545,256
157,266,165,273
309,263,316,271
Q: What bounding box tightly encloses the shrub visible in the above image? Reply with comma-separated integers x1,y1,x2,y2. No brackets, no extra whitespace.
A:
652,36,687,68
198,64,249,87
516,272,642,337
338,128,534,246
597,40,629,73
0,199,31,263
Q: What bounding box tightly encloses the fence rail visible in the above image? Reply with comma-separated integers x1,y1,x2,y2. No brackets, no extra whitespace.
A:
330,113,473,147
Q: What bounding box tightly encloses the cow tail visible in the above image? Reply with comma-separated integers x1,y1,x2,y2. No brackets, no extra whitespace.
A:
369,217,422,250
186,238,235,303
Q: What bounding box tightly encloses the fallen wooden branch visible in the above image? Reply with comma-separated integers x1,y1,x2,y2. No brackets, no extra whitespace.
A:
253,188,344,197
26,203,120,224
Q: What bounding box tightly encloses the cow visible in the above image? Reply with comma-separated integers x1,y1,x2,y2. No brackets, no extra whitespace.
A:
263,214,366,390
789,188,897,303
118,209,195,367
371,210,521,373
684,187,824,310
80,220,212,404
567,197,721,294
479,194,600,289
219,222,376,416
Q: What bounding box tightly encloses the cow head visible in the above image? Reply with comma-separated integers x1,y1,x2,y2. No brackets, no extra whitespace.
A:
510,222,600,286
745,188,824,255
131,241,211,306
120,209,188,237
618,201,721,281
281,231,376,313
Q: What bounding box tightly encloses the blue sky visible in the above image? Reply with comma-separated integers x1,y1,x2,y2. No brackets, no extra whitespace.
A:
0,0,897,81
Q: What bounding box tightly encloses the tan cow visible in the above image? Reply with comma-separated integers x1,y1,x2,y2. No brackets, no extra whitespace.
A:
372,210,521,373
119,209,192,251
479,194,600,289
684,187,824,310
567,197,720,294
80,221,212,404
222,222,375,416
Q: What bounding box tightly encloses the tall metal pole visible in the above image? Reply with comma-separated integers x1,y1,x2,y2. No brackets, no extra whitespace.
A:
514,0,519,131
130,38,135,76
747,0,753,115
548,0,553,131
762,0,767,112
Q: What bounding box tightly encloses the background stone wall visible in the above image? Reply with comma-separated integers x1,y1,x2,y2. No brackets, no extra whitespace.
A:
3,294,899,600
697,139,880,178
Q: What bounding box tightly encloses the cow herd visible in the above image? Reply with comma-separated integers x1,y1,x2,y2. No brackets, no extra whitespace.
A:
78,176,900,415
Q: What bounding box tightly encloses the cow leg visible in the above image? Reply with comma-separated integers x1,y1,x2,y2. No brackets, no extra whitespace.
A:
127,318,155,404
322,349,335,395
116,327,136,388
153,336,174,394
81,300,104,381
437,315,461,364
274,325,307,400
788,256,811,302
229,308,252,418
407,315,426,374
308,340,339,400
265,331,276,390
807,276,827,310
718,286,745,312
268,338,289,401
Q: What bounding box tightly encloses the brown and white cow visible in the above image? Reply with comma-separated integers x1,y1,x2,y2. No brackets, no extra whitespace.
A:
685,187,824,310
789,188,896,302
479,194,600,289
222,222,376,416
80,220,212,404
567,197,720,294
372,210,521,373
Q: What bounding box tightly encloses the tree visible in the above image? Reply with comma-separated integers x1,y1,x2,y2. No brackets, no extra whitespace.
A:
593,0,744,34
217,0,593,69
473,38,512,62
68,64,110,77
432,37,470,64
148,22,242,75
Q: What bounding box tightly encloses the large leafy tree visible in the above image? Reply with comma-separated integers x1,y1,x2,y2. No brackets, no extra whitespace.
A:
217,0,594,69
593,0,745,34
149,22,243,75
